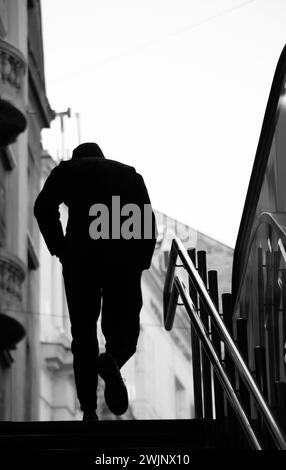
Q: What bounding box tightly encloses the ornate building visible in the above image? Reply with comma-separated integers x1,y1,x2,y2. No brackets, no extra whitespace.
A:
0,0,54,420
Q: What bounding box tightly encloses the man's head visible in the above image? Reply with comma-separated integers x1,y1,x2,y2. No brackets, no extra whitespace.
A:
72,142,105,159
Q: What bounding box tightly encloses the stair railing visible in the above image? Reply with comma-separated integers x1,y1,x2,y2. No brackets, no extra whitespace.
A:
163,237,286,450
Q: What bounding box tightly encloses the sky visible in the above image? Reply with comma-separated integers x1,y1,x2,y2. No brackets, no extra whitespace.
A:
41,0,286,248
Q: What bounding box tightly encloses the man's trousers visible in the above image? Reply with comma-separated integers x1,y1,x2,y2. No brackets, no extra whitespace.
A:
63,261,143,412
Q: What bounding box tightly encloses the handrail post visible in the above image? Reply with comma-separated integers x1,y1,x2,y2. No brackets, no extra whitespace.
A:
255,345,270,447
236,318,251,418
163,242,177,325
236,317,251,448
197,251,213,422
265,249,276,407
188,248,203,419
165,284,179,331
222,293,237,448
208,270,225,446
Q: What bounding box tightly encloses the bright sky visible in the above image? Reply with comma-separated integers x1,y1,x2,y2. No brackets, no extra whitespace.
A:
41,0,286,248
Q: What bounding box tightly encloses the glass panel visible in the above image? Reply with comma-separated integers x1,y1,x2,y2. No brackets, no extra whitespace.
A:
233,66,286,438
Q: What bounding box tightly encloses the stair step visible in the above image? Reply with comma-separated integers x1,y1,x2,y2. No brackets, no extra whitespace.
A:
0,419,250,463
0,419,204,451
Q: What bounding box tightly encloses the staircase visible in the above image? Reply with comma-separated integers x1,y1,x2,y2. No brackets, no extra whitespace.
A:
0,418,213,463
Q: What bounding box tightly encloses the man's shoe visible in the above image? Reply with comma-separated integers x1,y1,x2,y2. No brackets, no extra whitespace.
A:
98,353,128,415
82,410,98,421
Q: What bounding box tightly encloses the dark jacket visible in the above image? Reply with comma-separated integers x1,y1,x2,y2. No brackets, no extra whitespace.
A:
34,156,157,271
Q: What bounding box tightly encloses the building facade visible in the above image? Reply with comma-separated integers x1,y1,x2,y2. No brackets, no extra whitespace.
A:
0,0,54,420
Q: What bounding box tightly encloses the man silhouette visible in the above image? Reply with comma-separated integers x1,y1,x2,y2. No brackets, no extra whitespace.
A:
34,142,157,421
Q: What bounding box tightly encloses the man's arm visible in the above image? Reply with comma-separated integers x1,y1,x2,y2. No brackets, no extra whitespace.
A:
134,171,158,270
34,163,65,258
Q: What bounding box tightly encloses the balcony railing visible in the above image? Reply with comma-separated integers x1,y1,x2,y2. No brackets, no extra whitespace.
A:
0,38,27,146
0,248,26,350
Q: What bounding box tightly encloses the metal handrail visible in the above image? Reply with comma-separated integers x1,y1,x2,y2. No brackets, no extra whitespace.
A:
175,276,261,449
163,237,286,450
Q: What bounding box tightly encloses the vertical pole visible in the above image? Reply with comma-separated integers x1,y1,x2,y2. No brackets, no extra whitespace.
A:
56,108,71,161
254,346,268,400
273,251,281,382
275,382,286,435
236,317,251,448
254,345,270,447
222,293,236,448
187,248,203,419
208,270,224,421
282,271,286,386
236,317,250,416
60,115,65,161
197,250,213,421
265,250,276,407
75,112,81,145
222,293,235,389
258,247,265,346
